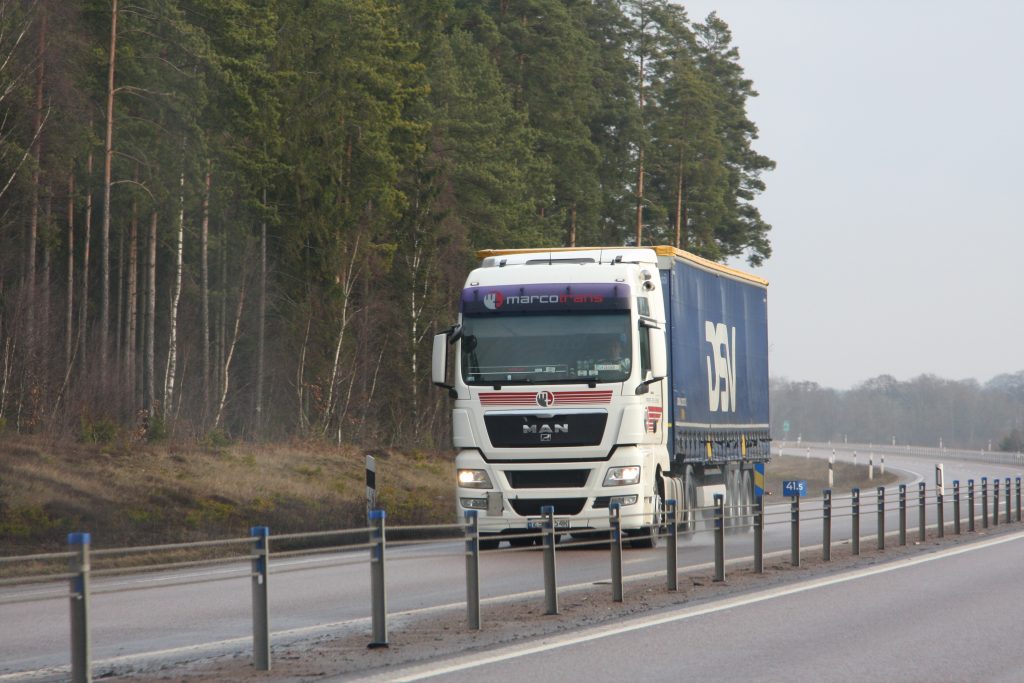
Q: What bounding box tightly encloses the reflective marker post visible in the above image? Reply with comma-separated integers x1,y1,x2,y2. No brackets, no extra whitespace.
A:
851,488,860,556
898,485,907,546
993,478,1000,526
789,494,800,568
918,482,926,542
714,494,726,580
877,486,885,550
982,477,989,529
822,489,832,562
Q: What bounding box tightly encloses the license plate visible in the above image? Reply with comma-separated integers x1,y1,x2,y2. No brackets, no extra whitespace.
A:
527,517,570,530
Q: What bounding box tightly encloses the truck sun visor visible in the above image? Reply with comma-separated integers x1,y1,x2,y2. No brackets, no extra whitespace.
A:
461,283,631,315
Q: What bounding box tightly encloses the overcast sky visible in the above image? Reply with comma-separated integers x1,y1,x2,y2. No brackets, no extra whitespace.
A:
679,0,1024,389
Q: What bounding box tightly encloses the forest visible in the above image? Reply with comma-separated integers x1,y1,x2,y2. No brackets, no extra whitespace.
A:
771,372,1024,453
0,0,774,446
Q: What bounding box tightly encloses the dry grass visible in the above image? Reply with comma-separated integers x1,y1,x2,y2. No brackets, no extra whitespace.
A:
764,454,899,499
0,435,455,556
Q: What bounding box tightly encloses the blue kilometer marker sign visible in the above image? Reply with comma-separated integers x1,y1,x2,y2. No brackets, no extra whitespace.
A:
783,480,808,497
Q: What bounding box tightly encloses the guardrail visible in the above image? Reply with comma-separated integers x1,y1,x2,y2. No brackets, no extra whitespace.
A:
2,473,1023,681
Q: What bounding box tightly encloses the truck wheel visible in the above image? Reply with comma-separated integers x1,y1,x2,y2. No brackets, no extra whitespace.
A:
629,488,663,549
682,465,697,534
740,470,754,530
479,534,500,551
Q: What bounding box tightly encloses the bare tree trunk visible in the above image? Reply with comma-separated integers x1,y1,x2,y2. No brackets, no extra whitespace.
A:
145,209,156,413
200,166,210,423
163,172,184,420
100,0,118,376
79,152,92,371
296,316,310,433
41,194,51,341
65,170,74,372
26,5,46,342
115,203,123,370
255,186,266,436
126,177,138,408
322,234,360,435
213,283,245,430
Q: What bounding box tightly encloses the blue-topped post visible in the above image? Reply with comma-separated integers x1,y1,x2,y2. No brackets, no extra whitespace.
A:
250,526,270,670
69,532,92,683
368,509,388,648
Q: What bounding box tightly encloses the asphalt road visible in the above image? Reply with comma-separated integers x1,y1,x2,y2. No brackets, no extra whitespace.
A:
378,528,1024,682
2,446,1021,679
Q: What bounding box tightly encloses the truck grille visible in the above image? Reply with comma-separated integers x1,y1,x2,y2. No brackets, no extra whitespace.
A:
509,498,587,516
505,470,591,489
485,411,607,448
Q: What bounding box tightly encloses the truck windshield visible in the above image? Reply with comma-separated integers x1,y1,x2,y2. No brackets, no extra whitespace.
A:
461,312,632,385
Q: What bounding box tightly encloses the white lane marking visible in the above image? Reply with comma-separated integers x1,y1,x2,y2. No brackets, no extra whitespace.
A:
371,530,1024,682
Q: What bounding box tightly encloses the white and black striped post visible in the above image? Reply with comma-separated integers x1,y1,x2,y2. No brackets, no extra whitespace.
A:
829,450,835,488
368,509,388,648
69,532,92,683
365,455,377,521
464,510,480,630
250,526,270,670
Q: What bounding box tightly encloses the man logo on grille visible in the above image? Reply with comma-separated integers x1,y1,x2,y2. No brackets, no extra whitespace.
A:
536,390,555,407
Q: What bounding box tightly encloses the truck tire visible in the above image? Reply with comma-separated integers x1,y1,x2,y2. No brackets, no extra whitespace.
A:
682,464,698,534
629,478,664,548
479,534,501,551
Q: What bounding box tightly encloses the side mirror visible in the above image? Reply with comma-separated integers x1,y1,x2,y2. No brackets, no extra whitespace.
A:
649,327,667,379
432,332,450,387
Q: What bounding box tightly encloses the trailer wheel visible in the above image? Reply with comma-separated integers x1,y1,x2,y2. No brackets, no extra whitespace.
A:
740,470,754,530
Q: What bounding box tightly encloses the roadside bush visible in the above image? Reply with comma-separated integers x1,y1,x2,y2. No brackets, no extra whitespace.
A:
79,416,119,445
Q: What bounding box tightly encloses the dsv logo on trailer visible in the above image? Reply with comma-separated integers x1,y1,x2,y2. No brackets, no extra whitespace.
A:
704,321,737,413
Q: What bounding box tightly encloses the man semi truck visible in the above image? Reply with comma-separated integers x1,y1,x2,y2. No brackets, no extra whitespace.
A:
431,246,770,548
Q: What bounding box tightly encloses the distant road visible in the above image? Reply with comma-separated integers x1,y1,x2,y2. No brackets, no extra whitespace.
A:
376,528,1024,682
2,446,1021,679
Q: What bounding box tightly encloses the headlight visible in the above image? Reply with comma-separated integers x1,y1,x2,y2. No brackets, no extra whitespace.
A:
603,465,641,486
457,469,493,489
460,497,488,509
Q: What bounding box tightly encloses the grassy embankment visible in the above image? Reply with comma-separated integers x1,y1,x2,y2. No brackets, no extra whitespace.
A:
0,434,898,556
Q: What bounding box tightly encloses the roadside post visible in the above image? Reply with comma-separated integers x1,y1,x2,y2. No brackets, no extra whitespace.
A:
968,480,976,532
953,481,961,535
69,532,92,683
714,494,725,580
982,477,989,529
610,503,623,602
993,478,1000,526
365,455,377,520
666,499,678,591
898,484,907,546
753,462,765,574
918,482,926,542
1011,475,1019,524
877,486,885,550
464,511,481,630
822,489,832,562
784,481,806,567
250,526,270,670
1006,478,1012,524
368,509,388,648
935,464,945,538
851,488,860,555
542,505,558,615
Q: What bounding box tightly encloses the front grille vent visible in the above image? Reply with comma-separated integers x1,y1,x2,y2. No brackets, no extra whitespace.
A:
509,498,587,516
505,470,590,489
